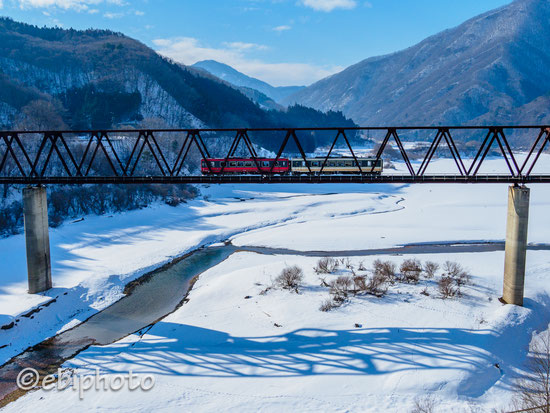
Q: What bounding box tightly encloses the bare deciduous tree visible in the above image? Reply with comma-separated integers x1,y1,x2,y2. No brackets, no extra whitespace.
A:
352,275,367,293
438,275,458,299
314,257,339,274
511,329,550,413
275,265,304,293
410,395,436,413
366,273,388,297
400,258,423,284
15,99,68,131
373,259,397,284
329,275,353,303
424,261,440,278
319,298,336,312
444,261,471,286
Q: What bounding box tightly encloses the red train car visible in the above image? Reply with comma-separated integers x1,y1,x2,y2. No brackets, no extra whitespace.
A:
201,158,290,174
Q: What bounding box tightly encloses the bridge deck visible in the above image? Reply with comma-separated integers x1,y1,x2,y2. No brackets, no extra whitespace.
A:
2,175,549,185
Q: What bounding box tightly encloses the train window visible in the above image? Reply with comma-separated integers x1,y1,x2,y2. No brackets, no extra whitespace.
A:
281,161,287,167
237,161,244,167
245,161,252,167
329,162,335,167
230,162,236,167
292,161,302,167
345,161,353,167
312,161,320,167
376,160,382,167
221,162,226,167
262,161,269,167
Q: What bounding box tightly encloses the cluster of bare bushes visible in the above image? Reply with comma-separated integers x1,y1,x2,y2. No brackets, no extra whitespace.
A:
263,257,472,311
317,257,471,311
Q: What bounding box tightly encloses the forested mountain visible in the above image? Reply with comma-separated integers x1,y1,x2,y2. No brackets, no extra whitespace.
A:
0,17,355,149
286,0,550,127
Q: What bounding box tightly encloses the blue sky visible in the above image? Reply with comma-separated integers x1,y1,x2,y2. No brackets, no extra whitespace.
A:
0,0,512,86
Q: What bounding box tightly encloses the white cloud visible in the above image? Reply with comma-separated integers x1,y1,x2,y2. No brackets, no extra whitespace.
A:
273,25,291,32
103,11,123,18
223,41,268,52
153,37,342,87
0,0,3,8
13,0,125,12
300,0,356,12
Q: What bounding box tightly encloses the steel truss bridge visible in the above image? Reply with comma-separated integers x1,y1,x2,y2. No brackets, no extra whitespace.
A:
1,126,549,184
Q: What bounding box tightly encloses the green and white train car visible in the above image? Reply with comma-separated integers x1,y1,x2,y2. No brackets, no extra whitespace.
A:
290,157,383,174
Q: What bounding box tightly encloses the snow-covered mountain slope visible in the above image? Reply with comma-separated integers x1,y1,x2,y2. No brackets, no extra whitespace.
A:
193,60,304,104
286,0,550,126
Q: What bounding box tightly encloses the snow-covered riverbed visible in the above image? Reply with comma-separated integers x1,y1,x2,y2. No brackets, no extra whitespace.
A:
0,156,549,412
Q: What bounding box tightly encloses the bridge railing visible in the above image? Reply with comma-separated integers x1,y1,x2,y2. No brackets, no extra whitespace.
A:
0,126,549,184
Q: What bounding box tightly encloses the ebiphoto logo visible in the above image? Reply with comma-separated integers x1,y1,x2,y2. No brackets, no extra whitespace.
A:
16,367,155,399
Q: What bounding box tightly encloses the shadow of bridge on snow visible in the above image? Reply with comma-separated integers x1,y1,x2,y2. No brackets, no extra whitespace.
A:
73,323,530,397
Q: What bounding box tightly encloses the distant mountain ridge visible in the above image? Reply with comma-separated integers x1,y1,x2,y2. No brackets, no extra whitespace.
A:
193,60,304,104
286,0,550,126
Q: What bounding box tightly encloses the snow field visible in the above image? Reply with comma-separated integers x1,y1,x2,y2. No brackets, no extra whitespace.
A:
4,250,550,412
0,155,549,411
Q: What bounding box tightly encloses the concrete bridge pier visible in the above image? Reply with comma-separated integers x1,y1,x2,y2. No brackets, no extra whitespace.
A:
502,184,530,306
23,186,52,294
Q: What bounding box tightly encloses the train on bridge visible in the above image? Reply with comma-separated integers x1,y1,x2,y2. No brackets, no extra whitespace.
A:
200,157,384,175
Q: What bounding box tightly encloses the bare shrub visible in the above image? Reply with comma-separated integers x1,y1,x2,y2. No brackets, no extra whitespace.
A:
400,259,422,284
511,329,550,413
366,274,388,297
410,395,436,413
456,273,471,288
373,259,397,284
423,261,439,279
344,258,353,269
438,275,458,298
443,261,462,276
319,298,337,312
319,277,330,287
314,257,339,274
275,265,304,292
353,275,367,292
330,276,353,303
358,260,367,271
443,261,471,287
